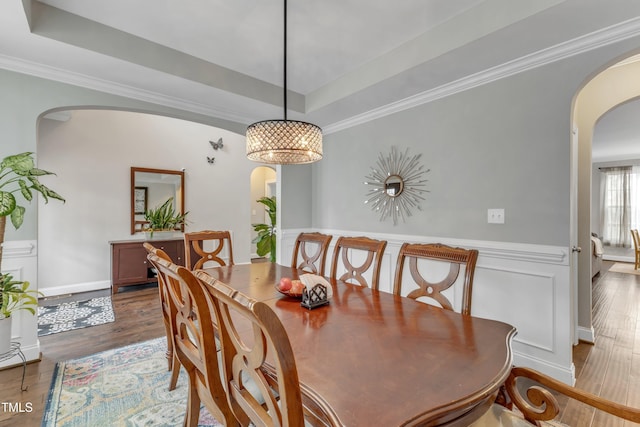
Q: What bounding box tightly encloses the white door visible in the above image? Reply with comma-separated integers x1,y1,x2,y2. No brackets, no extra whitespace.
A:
570,125,580,345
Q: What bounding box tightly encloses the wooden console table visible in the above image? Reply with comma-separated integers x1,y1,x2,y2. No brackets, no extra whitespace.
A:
110,237,185,293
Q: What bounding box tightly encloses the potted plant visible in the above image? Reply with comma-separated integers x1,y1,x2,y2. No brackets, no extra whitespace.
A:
252,196,276,262
143,197,188,238
0,152,64,351
0,274,41,352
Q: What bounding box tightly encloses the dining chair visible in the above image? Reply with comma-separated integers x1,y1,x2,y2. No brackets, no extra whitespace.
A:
330,236,387,290
184,230,234,269
143,242,180,391
631,229,640,270
149,253,237,427
392,242,478,316
291,232,333,275
471,366,640,426
195,270,330,427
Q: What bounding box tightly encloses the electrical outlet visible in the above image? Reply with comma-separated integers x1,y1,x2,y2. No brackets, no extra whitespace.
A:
488,209,505,224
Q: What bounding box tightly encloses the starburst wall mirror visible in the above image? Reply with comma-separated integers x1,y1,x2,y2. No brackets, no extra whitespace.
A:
364,147,429,225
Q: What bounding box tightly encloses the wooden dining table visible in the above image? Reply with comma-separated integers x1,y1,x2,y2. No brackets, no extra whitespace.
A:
199,262,516,427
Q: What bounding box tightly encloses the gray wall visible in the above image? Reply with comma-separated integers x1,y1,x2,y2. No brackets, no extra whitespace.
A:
308,35,640,250
281,165,313,229
313,67,574,246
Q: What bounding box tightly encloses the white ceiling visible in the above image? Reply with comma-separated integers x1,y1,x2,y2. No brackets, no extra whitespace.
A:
1,0,640,146
593,99,640,163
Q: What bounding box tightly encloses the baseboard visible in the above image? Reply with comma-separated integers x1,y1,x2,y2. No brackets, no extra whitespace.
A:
39,280,111,297
513,353,576,386
603,254,634,263
577,325,595,343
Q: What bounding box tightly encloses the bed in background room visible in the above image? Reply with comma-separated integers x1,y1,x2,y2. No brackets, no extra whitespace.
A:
591,233,603,278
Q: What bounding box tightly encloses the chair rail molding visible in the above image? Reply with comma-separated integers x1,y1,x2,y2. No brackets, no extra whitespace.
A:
281,228,574,385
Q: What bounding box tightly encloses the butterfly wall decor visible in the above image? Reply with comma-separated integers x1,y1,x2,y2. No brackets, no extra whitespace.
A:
207,138,223,164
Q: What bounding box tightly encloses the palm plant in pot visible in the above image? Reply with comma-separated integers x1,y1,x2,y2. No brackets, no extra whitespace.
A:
0,152,64,352
252,196,276,262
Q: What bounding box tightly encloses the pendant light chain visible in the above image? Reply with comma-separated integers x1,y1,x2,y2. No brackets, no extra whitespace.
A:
283,0,287,121
245,0,323,164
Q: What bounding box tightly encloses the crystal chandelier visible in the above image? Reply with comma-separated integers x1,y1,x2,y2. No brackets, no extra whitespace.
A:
246,0,322,164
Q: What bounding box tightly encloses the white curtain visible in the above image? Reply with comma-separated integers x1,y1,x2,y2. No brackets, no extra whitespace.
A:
600,166,638,247
631,166,640,231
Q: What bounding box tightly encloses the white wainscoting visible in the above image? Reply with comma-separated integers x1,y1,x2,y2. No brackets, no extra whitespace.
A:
281,228,574,385
0,240,41,367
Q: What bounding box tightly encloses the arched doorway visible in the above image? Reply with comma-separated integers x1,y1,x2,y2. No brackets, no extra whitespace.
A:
573,52,640,344
36,108,253,294
249,166,276,260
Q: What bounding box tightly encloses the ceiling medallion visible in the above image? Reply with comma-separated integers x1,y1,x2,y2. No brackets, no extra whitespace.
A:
364,146,429,225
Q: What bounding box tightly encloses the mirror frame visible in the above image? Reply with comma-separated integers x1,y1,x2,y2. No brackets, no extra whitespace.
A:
131,167,185,235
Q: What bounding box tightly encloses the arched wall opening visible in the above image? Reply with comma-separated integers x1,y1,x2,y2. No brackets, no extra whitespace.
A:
249,166,277,260
36,108,254,296
573,53,640,343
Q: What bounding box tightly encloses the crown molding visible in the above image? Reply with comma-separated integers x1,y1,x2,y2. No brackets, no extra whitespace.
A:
323,16,640,135
2,15,640,134
0,54,251,125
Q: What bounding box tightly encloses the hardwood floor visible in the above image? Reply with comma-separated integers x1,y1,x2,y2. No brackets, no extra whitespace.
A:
559,261,640,426
1,262,639,426
0,284,165,426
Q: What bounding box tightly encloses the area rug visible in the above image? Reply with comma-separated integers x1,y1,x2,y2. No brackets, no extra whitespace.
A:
42,337,222,427
609,262,640,276
38,296,116,336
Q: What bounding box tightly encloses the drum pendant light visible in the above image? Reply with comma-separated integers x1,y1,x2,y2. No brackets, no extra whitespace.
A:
246,0,322,164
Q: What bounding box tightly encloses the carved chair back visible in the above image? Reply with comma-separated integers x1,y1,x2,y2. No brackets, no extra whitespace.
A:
479,366,640,425
149,254,236,426
392,243,478,316
291,232,333,275
632,229,640,269
143,242,180,390
184,230,234,269
195,270,308,427
330,236,387,289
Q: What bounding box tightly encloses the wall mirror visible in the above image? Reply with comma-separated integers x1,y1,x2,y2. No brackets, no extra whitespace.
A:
364,147,429,225
131,167,185,234
385,175,404,196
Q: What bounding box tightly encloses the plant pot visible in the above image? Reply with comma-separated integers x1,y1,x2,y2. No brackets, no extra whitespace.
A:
144,230,182,240
0,316,12,354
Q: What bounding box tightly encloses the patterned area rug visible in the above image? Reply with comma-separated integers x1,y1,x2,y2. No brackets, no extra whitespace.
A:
37,296,115,336
42,337,222,426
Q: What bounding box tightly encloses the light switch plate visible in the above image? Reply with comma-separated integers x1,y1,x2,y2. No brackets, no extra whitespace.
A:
488,208,505,224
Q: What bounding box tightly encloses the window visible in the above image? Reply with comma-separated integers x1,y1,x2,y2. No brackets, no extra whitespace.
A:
600,166,640,247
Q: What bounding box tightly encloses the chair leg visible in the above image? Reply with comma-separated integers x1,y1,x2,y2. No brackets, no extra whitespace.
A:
169,353,180,391
164,324,173,371
165,333,180,391
165,347,173,371
183,374,201,427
